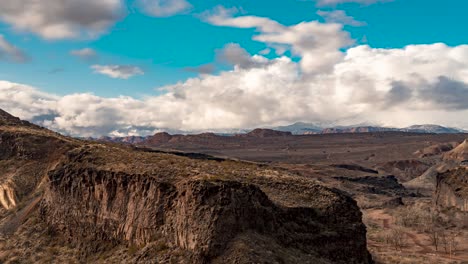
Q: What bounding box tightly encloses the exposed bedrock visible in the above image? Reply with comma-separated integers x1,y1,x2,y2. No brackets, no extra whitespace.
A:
41,160,372,263
434,167,468,213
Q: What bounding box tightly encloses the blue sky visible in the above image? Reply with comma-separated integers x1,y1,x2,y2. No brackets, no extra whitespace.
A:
1,0,468,136
2,0,468,97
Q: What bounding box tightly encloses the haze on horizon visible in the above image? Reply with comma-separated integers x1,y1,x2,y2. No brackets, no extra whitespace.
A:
1,0,468,137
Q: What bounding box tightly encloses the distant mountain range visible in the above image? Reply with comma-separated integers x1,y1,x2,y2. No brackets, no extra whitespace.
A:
95,123,467,144
273,123,466,135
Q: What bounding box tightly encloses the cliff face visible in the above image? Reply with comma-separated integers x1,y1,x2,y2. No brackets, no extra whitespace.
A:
435,167,468,212
41,145,372,263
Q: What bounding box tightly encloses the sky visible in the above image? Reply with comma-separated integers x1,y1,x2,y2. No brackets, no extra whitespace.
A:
1,0,468,137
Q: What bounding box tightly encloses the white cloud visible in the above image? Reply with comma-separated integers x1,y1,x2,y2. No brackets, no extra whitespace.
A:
0,0,124,40
317,10,366,26
91,65,144,79
216,43,271,69
205,6,353,74
135,0,192,17
2,14,468,136
0,81,57,122
0,35,30,63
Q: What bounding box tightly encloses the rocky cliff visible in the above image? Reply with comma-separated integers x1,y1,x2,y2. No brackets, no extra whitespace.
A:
434,167,468,212
40,144,372,263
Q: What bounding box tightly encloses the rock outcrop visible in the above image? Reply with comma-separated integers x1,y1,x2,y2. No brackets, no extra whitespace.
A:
41,145,372,263
443,139,468,162
414,142,459,158
434,167,468,212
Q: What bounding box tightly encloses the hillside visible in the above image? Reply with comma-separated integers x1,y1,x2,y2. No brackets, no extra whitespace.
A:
0,109,372,263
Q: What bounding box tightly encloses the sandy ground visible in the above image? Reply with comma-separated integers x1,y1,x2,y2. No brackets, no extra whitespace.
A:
364,209,468,263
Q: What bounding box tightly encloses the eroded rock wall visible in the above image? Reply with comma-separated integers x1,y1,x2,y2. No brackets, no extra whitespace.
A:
41,155,372,263
435,167,468,212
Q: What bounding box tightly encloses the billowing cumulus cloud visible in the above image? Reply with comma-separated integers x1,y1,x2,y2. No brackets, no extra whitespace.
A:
91,65,144,79
0,35,30,63
2,14,468,137
0,0,124,40
136,0,192,17
205,6,353,74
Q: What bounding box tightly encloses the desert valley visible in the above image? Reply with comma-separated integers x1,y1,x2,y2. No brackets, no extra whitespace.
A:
0,109,467,263
1,0,468,263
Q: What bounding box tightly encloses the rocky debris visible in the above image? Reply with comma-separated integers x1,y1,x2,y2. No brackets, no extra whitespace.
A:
443,139,468,162
434,167,468,212
414,142,459,158
376,159,430,182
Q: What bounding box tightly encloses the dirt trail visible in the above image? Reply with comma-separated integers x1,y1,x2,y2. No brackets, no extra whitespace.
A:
0,196,41,238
